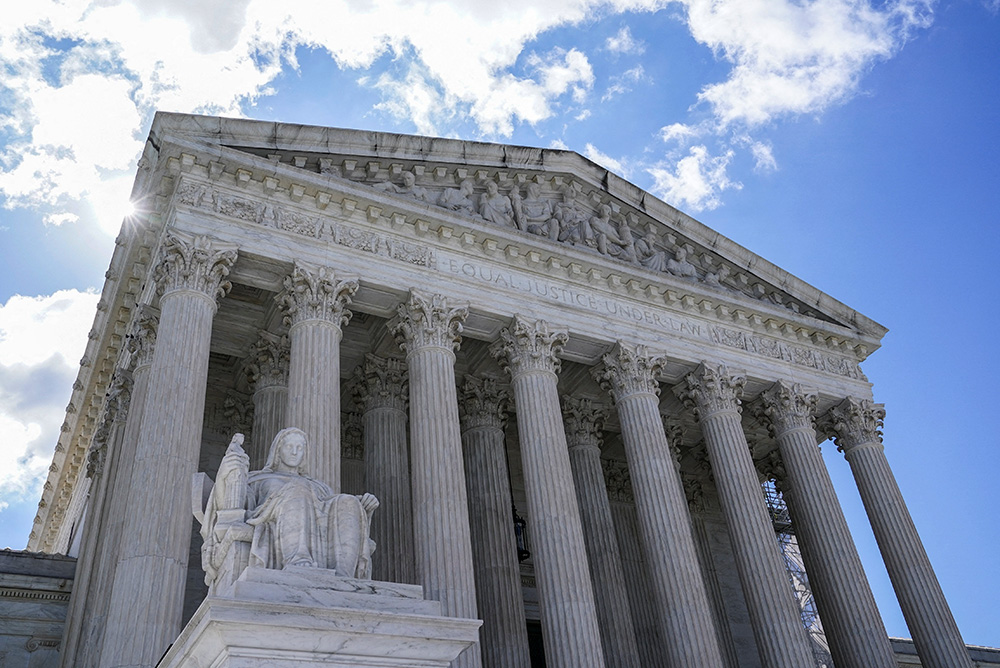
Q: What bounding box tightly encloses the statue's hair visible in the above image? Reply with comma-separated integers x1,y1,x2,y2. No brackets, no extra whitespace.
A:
262,427,309,475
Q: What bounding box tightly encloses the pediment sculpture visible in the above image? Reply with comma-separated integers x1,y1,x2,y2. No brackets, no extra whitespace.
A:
193,428,379,594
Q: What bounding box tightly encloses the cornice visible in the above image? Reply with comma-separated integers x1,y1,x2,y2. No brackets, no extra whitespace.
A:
150,112,887,342
163,146,880,372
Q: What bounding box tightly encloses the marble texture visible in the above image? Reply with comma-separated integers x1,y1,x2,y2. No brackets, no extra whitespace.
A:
392,290,483,668
101,232,237,668
459,375,532,668
354,354,416,584
676,363,814,668
758,381,897,668
561,396,641,668
158,567,482,668
595,344,725,668
278,261,358,491
830,398,974,668
491,315,606,668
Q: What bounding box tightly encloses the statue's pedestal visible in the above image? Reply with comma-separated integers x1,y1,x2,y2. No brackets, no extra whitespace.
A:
159,567,482,668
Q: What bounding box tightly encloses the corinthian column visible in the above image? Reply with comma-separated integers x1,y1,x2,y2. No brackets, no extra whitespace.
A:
490,316,605,668
341,409,365,495
354,354,415,584
277,262,358,489
757,382,896,668
243,331,289,469
594,345,724,668
82,314,156,668
459,375,531,668
829,398,973,668
675,363,813,668
391,290,482,668
102,233,237,668
561,396,641,668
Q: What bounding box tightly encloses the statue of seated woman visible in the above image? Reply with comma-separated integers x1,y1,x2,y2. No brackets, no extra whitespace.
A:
196,428,379,593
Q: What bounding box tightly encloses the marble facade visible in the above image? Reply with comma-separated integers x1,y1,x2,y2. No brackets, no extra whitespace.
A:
30,113,976,668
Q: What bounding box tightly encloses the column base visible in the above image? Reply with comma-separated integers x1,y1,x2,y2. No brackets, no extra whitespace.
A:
159,567,482,668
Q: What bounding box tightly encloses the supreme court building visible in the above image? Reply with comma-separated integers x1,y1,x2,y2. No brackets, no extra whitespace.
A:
22,113,980,668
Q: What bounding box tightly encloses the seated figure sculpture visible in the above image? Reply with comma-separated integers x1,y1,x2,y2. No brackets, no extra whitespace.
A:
195,428,379,593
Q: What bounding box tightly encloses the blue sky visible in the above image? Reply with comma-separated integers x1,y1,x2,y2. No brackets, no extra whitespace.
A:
1,0,997,649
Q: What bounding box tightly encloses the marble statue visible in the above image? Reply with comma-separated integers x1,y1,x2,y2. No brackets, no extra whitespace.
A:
437,178,477,216
585,203,635,261
634,231,670,272
373,171,432,203
196,428,379,592
666,247,698,279
479,181,515,228
513,182,557,239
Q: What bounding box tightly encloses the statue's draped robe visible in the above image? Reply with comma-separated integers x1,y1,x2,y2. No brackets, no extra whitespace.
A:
244,471,373,578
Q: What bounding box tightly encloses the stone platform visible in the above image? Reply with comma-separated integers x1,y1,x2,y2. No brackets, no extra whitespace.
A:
159,566,482,668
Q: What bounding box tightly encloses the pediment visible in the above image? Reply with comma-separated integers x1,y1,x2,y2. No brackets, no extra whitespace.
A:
151,113,887,346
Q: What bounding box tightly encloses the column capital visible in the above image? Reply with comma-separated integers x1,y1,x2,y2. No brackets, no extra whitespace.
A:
223,390,254,436
354,354,409,413
125,307,158,370
592,342,665,401
490,314,568,377
342,410,364,460
602,459,634,504
392,290,468,354
828,397,885,453
562,396,609,452
459,375,509,432
757,380,818,437
276,261,359,328
153,232,238,302
87,371,133,479
674,362,746,418
243,330,290,391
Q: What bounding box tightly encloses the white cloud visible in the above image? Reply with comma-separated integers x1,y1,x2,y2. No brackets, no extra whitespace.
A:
602,64,647,101
606,26,646,55
750,140,777,173
1,0,665,228
647,145,741,211
659,122,699,144
584,143,631,177
677,0,933,127
0,289,99,509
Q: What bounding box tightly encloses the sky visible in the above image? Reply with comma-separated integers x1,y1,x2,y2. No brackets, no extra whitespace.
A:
1,0,997,651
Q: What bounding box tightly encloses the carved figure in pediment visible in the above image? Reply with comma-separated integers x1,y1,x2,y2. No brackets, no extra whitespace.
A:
585,203,636,261
555,189,590,244
437,178,477,216
373,172,432,203
634,231,670,272
705,263,732,289
666,247,698,279
514,182,558,239
197,429,379,592
479,180,516,228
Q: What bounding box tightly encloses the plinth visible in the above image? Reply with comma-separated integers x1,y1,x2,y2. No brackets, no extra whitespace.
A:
159,566,482,668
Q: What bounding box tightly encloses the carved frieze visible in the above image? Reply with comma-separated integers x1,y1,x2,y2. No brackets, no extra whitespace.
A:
342,410,364,460
175,180,436,268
